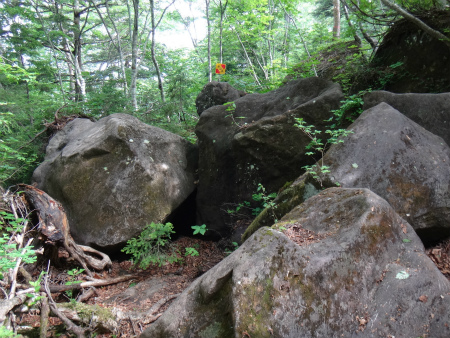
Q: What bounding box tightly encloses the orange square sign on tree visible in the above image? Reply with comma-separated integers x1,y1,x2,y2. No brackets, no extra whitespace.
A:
215,63,226,75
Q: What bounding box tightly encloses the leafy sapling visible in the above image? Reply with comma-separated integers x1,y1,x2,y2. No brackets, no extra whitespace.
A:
122,222,179,269
191,224,208,236
295,117,352,186
185,225,208,257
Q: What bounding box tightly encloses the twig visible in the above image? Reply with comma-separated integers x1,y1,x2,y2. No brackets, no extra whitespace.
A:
9,238,34,299
43,267,86,338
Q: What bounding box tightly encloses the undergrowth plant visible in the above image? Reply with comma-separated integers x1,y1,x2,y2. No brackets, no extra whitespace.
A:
0,211,37,281
295,117,353,186
227,183,277,221
121,222,179,269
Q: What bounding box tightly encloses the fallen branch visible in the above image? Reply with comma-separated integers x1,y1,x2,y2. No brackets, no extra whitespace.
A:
40,293,50,338
46,274,137,293
43,273,86,338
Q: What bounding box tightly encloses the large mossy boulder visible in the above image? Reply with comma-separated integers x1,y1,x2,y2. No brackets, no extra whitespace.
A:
141,188,450,338
244,102,450,244
370,12,450,93
195,77,343,238
363,90,450,146
32,114,198,251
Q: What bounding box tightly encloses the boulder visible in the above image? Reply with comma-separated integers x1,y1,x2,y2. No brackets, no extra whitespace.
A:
363,90,450,146
141,188,450,338
32,114,197,251
370,12,450,93
244,102,450,244
195,78,343,238
195,81,246,116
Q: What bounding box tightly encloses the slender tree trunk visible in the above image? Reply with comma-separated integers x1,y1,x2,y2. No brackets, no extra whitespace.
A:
73,0,85,101
278,1,317,77
333,0,341,40
340,0,362,46
205,0,212,82
218,0,228,64
150,0,166,102
130,0,139,110
233,28,262,87
91,0,128,95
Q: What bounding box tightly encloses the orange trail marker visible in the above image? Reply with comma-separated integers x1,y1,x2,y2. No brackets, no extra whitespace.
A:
215,63,226,75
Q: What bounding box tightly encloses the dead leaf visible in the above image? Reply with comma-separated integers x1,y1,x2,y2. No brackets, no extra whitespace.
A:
400,223,407,234
419,295,428,303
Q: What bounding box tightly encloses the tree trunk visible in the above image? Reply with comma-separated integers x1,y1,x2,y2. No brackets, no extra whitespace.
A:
205,0,212,82
130,0,139,110
218,0,228,64
233,28,262,87
150,0,166,102
333,0,341,40
73,0,85,101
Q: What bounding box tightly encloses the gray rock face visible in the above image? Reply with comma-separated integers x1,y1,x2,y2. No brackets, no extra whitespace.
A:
32,114,197,251
363,90,450,146
141,188,450,338
243,102,450,244
322,102,450,243
195,81,246,116
195,77,343,237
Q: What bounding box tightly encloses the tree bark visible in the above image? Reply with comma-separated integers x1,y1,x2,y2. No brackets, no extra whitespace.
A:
205,0,212,82
333,0,341,40
150,0,167,102
130,0,139,110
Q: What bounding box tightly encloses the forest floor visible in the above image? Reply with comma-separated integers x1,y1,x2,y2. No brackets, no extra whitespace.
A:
15,233,450,338
17,236,228,337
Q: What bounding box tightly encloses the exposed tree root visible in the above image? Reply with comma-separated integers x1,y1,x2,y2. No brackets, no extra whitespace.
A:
16,184,112,276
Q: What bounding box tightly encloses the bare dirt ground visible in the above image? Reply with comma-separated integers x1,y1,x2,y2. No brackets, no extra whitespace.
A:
17,236,227,337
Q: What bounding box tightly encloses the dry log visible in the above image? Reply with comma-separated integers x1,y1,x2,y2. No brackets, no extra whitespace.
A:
16,184,112,276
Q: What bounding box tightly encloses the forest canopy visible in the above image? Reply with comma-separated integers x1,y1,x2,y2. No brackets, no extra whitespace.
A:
1,0,449,186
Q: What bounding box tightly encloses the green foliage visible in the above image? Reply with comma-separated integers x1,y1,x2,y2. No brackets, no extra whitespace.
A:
191,224,208,236
295,117,353,186
121,222,179,269
0,326,17,337
252,183,277,219
224,242,239,255
185,247,199,257
0,211,37,280
64,268,85,299
227,184,277,221
329,90,369,126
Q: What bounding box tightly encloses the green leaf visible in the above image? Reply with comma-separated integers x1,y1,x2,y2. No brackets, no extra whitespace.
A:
352,163,358,169
402,239,411,243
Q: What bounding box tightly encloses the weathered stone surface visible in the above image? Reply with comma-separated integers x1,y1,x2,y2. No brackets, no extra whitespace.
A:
195,81,246,116
141,188,450,338
32,114,197,251
195,78,343,238
254,102,450,243
363,90,450,146
322,103,450,243
243,102,450,243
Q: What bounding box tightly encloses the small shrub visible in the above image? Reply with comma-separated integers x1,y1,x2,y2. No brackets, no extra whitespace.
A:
121,222,179,269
